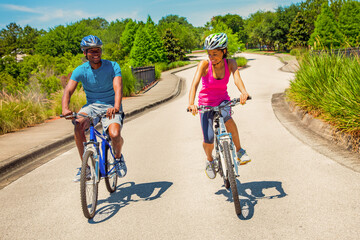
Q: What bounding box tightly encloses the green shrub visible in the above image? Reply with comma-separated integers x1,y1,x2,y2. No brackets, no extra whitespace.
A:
287,52,360,135
234,57,247,67
121,64,138,95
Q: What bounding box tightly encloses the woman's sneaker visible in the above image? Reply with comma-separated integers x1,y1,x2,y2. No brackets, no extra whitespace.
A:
115,154,127,178
205,160,216,179
237,148,251,165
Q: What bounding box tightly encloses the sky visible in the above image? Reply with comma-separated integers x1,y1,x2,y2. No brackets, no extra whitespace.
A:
0,0,302,30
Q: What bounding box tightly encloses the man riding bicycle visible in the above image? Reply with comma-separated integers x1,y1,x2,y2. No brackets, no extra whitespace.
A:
62,35,127,182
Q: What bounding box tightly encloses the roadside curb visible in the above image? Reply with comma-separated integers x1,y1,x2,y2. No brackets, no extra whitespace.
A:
272,92,360,173
0,64,197,179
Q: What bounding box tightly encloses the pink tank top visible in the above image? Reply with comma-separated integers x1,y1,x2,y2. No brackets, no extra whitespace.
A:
198,59,231,106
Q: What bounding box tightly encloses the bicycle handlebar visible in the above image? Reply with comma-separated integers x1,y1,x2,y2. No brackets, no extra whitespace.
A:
187,96,252,113
60,112,122,120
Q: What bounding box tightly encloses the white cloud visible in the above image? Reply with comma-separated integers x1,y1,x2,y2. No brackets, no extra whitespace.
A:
1,4,40,13
2,4,94,28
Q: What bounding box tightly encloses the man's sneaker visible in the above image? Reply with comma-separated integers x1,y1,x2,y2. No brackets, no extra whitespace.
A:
237,148,251,165
205,160,216,179
115,154,127,178
73,167,91,182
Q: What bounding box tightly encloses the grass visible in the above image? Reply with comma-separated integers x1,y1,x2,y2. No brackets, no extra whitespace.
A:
233,57,248,67
0,90,52,134
287,51,360,136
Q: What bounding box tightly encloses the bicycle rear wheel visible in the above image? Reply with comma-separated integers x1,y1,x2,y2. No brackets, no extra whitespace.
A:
80,149,99,219
104,144,117,193
223,141,241,215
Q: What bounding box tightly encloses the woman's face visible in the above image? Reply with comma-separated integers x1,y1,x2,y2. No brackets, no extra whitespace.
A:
207,49,225,65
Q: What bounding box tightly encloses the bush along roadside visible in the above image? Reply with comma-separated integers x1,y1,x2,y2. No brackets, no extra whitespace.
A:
0,60,193,135
287,52,360,152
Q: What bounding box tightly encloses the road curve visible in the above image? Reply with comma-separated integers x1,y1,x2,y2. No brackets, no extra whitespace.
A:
0,53,359,240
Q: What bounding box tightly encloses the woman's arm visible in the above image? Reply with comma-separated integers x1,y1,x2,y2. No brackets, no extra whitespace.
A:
188,60,208,114
228,59,249,104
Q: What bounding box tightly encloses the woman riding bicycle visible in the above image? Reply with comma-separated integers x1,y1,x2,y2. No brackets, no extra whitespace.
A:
187,33,251,179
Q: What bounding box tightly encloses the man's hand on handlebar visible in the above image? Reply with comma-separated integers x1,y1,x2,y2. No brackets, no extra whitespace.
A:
106,107,119,119
61,109,75,120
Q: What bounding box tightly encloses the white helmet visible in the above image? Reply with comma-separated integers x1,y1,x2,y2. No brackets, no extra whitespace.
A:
204,33,228,50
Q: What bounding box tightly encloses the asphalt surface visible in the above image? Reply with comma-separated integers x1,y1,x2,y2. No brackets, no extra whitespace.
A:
0,53,359,239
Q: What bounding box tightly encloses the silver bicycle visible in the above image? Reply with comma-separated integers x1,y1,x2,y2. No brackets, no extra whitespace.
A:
192,97,251,215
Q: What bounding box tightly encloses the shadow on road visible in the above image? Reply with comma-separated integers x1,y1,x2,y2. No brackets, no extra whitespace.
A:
89,181,173,224
215,180,287,220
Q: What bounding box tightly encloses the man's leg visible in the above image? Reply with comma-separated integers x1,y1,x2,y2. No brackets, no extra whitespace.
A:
74,114,90,161
108,122,123,159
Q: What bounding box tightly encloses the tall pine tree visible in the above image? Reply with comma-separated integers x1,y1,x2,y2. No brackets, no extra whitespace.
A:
287,11,309,48
162,29,185,62
338,0,360,47
308,3,343,49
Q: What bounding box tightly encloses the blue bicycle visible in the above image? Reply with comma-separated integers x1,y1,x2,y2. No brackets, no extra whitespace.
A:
62,112,121,219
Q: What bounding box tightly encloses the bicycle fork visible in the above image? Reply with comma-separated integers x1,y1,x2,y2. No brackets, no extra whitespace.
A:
83,141,100,183
216,117,240,178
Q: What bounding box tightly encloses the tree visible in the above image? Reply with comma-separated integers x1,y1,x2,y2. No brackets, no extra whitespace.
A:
130,26,151,67
162,29,185,62
35,23,89,56
19,25,44,55
338,0,360,47
300,0,328,40
272,4,301,51
101,18,130,44
157,22,197,51
245,11,276,50
0,23,22,56
158,15,192,27
210,14,247,44
144,16,167,63
287,11,309,48
308,3,344,49
330,0,346,20
119,19,139,57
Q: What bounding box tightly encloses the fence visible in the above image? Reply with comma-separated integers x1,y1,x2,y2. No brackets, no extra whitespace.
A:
313,47,360,57
131,66,156,89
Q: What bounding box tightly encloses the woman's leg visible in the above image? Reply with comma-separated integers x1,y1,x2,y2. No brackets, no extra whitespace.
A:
225,118,241,152
203,142,214,161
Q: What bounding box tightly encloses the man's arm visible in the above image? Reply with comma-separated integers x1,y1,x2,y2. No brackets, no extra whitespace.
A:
107,76,123,118
113,76,123,112
62,79,78,116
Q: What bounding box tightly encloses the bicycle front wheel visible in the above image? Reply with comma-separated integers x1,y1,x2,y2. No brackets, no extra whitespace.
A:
80,149,99,219
223,141,241,215
104,144,117,193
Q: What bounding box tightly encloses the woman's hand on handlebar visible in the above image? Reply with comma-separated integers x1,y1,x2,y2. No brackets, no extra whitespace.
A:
187,104,198,115
239,92,250,105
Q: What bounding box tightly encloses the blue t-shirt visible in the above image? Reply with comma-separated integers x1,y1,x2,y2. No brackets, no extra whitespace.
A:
71,60,122,105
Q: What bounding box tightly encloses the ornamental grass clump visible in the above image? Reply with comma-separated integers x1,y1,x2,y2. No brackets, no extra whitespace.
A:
287,51,360,136
0,90,52,134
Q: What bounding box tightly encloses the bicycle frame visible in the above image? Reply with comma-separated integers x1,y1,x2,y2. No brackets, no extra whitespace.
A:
84,121,117,182
214,113,240,178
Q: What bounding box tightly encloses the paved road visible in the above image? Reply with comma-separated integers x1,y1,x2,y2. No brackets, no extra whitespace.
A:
1,53,359,239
